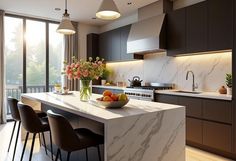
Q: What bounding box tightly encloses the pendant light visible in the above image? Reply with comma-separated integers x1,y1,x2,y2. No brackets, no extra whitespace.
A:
57,0,76,35
96,0,121,20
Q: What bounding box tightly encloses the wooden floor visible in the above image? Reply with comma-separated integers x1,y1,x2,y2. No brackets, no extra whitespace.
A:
0,122,233,161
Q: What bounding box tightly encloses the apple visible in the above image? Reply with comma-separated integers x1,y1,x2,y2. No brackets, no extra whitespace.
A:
118,93,127,101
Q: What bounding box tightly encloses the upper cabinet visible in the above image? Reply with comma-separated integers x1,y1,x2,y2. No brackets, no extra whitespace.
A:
207,0,233,51
167,0,233,56
97,25,143,62
167,8,186,56
186,1,207,53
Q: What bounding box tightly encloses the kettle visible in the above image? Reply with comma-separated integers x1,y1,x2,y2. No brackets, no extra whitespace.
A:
128,76,143,87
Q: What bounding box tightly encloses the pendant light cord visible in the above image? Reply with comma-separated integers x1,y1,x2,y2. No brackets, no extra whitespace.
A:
64,0,68,15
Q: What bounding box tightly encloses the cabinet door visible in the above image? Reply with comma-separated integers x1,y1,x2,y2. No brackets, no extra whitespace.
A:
167,8,186,56
179,97,202,118
207,0,233,51
186,118,202,144
121,25,133,60
155,94,179,104
87,33,99,59
202,99,232,124
99,32,111,61
186,1,207,53
111,29,121,61
203,121,232,153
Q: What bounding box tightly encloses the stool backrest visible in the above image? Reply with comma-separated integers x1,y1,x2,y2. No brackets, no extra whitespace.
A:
18,102,42,133
47,110,80,151
7,97,20,121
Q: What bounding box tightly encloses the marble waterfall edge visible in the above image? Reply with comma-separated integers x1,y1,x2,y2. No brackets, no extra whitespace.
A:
105,107,185,161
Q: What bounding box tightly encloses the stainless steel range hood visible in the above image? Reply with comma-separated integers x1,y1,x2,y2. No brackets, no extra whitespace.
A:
127,0,172,55
127,14,166,54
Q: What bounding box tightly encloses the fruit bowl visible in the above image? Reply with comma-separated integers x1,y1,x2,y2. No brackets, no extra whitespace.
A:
96,98,129,109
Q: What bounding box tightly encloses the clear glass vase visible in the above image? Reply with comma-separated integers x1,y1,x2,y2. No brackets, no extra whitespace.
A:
80,79,92,102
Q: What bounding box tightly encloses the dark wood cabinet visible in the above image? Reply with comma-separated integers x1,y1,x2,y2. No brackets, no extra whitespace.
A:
207,0,233,51
167,8,186,56
99,32,111,61
87,33,99,59
179,97,202,118
111,29,121,61
186,118,202,144
155,93,234,157
202,99,232,124
186,1,207,53
203,121,232,153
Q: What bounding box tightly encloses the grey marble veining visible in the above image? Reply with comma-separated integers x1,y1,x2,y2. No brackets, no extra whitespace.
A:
106,51,232,92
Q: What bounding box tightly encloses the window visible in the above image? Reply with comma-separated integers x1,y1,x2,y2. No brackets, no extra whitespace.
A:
4,15,64,115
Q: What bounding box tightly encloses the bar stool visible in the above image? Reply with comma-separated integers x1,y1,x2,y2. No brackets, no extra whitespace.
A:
17,102,53,161
7,97,47,161
47,110,104,161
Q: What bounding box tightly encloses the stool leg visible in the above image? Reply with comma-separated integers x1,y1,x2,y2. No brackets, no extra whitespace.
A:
38,133,41,146
20,132,29,161
59,149,62,161
42,132,48,155
85,148,88,161
12,121,21,161
97,145,101,161
49,131,54,161
55,148,59,161
66,152,71,161
8,121,16,152
29,133,36,161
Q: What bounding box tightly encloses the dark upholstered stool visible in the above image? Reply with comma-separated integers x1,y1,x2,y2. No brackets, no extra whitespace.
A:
17,102,53,161
7,97,47,161
47,110,104,161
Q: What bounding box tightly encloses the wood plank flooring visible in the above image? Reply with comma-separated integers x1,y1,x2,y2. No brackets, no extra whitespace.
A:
0,122,233,161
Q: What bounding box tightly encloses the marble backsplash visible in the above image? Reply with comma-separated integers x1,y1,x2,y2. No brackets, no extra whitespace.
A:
106,51,232,92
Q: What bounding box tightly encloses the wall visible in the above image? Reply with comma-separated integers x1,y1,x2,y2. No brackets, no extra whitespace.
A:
78,23,100,59
173,0,205,10
106,52,232,92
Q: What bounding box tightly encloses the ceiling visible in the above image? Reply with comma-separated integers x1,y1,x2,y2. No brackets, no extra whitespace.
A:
0,0,159,26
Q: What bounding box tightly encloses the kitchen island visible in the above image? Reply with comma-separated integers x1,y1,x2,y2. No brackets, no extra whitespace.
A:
21,91,185,161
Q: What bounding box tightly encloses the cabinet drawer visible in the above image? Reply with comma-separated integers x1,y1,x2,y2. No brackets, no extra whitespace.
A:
202,99,232,124
203,121,232,153
179,97,202,118
186,118,202,144
155,94,179,104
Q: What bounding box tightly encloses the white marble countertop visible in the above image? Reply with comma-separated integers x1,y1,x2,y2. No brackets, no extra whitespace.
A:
21,91,184,123
92,85,126,90
156,90,232,101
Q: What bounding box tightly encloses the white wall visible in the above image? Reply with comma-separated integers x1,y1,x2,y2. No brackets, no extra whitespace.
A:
78,23,100,59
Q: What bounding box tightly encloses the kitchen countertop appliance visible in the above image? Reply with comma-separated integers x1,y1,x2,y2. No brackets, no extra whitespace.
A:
124,83,174,101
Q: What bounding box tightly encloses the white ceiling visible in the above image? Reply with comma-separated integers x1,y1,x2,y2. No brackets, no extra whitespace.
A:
0,0,159,26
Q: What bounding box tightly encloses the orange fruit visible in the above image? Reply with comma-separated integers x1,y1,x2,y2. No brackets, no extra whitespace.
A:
111,94,118,101
103,90,112,97
103,96,113,102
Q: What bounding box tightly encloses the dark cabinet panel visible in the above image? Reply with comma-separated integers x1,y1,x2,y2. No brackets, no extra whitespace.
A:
111,29,121,61
99,32,111,61
202,99,232,124
186,118,202,144
207,0,233,51
120,25,133,60
203,121,232,153
179,97,202,118
155,94,179,104
186,1,207,53
167,8,186,56
87,33,99,59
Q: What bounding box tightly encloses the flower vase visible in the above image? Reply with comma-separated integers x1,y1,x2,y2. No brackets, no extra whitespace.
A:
80,80,92,101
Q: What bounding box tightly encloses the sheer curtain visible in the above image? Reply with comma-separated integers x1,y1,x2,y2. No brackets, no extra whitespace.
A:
64,21,79,91
0,10,6,124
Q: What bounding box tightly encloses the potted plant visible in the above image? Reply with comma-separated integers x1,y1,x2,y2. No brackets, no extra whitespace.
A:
63,56,105,101
226,73,232,95
101,68,110,85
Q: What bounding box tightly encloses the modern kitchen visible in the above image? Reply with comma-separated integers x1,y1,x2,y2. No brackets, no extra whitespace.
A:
0,0,235,161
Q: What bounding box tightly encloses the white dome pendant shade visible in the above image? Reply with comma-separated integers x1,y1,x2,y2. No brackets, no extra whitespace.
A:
96,0,121,20
57,0,76,35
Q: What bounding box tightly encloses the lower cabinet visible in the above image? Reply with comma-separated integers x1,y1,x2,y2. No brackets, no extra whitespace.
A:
155,94,234,157
186,118,202,144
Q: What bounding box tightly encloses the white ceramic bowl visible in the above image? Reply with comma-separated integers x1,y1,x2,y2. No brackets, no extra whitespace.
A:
96,98,129,109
